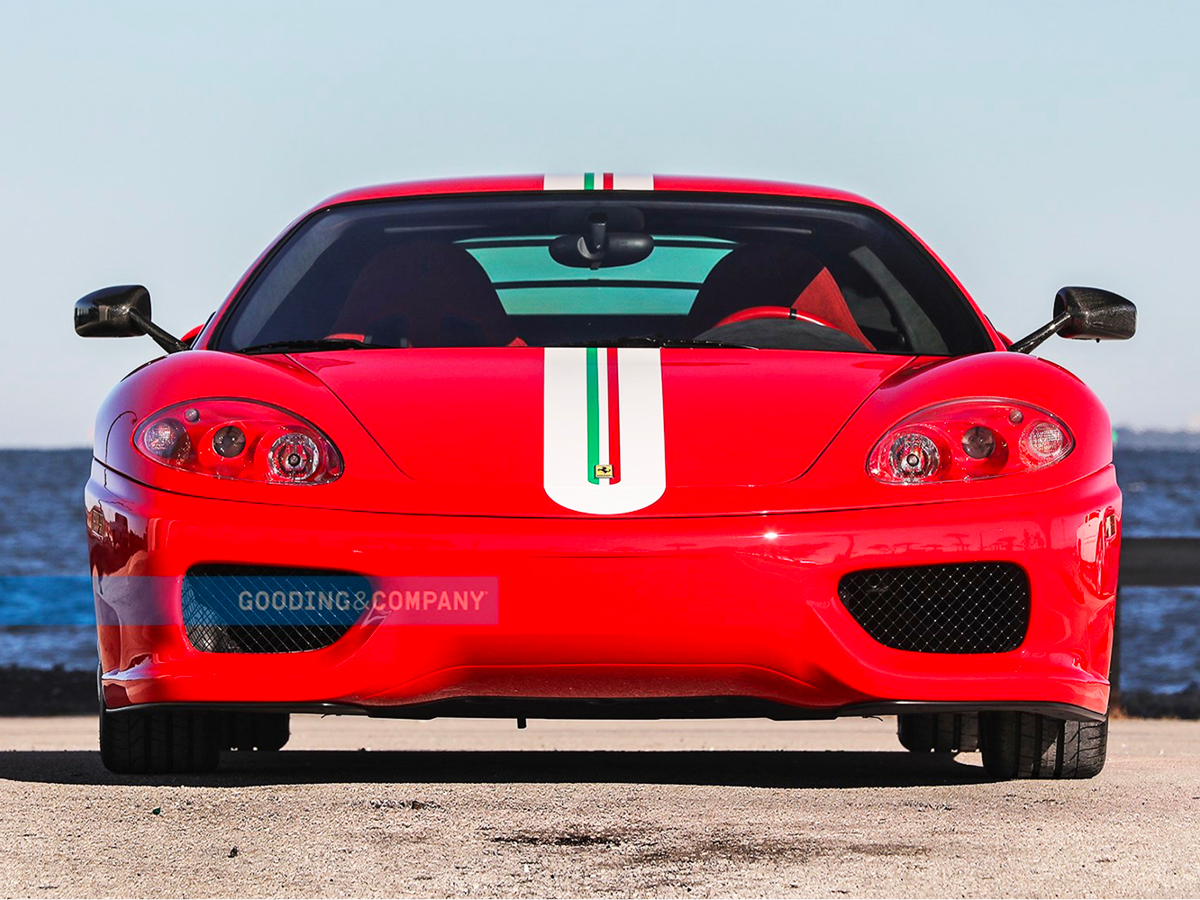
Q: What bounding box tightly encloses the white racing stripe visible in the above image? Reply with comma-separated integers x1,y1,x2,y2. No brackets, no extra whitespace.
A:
543,174,587,190
612,174,654,190
543,347,666,515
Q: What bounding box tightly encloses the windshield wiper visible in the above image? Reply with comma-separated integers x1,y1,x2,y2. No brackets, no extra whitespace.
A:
236,338,402,355
552,335,756,350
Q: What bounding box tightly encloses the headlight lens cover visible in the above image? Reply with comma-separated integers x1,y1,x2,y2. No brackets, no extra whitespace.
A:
134,399,343,484
868,399,1073,484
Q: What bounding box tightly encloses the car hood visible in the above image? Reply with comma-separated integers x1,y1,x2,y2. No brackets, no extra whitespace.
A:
293,348,907,503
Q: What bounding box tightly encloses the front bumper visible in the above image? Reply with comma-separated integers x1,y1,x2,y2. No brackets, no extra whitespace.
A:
87,464,1121,717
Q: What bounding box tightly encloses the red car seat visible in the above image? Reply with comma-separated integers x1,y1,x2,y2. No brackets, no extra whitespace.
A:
686,242,872,348
332,240,515,347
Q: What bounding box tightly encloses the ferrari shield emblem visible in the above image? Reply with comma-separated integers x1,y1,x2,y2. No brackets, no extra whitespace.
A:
543,347,666,514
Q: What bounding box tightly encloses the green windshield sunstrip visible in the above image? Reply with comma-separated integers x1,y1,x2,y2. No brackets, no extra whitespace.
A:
492,280,703,291
464,243,733,287
498,287,698,316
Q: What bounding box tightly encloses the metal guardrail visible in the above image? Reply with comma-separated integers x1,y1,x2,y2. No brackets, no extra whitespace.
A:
1112,537,1200,704
1119,538,1200,586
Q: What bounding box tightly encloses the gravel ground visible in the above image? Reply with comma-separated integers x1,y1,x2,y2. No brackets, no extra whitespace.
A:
0,715,1197,898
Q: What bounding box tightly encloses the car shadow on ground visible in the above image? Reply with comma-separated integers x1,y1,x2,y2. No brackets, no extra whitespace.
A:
0,748,994,788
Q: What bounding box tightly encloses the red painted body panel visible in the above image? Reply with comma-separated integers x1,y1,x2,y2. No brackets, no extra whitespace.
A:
94,349,1114,519
90,463,1118,714
88,176,1122,721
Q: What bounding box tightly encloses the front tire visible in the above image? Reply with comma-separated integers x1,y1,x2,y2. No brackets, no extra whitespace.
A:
897,713,980,754
222,712,290,752
981,711,1108,779
99,703,220,774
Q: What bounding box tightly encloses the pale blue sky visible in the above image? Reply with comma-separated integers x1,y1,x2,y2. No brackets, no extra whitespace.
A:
1,1,1196,445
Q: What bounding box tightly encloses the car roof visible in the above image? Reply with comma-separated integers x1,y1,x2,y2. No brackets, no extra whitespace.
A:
315,174,882,212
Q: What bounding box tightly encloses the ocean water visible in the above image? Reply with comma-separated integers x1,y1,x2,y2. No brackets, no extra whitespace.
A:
1114,447,1200,536
1111,446,1200,693
0,446,1196,693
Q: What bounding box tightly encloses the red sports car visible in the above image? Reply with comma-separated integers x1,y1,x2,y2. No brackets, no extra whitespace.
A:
76,174,1135,777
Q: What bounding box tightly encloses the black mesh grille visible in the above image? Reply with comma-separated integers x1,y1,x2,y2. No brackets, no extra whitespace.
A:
838,562,1029,654
182,565,370,654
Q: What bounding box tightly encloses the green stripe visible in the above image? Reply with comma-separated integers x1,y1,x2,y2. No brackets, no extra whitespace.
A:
586,347,600,483
583,172,595,190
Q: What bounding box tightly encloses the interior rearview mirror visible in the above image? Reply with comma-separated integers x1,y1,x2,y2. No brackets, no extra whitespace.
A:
549,213,655,269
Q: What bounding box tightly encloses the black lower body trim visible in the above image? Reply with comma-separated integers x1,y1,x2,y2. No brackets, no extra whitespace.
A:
103,696,1107,723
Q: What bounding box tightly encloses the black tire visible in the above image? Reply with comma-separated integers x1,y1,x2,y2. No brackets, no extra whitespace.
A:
99,704,220,774
981,711,1108,779
222,712,290,752
897,713,980,753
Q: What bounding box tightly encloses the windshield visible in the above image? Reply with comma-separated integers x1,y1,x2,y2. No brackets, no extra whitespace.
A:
214,195,992,355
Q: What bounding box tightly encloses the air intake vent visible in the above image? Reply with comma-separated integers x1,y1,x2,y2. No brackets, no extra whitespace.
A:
182,565,370,654
838,562,1029,654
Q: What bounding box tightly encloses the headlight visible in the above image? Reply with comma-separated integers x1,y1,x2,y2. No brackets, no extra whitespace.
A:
867,399,1073,485
134,399,343,484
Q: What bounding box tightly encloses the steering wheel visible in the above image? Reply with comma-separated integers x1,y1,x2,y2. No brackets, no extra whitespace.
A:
713,306,843,332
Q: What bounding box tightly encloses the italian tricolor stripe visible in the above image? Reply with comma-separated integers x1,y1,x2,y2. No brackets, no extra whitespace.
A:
606,347,621,485
586,347,601,482
543,173,654,191
585,347,622,485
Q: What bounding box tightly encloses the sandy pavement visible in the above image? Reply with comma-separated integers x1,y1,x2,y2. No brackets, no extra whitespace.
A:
0,715,1197,898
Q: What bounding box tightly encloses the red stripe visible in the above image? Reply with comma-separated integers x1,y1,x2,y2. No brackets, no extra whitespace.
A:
602,172,614,190
607,347,621,484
